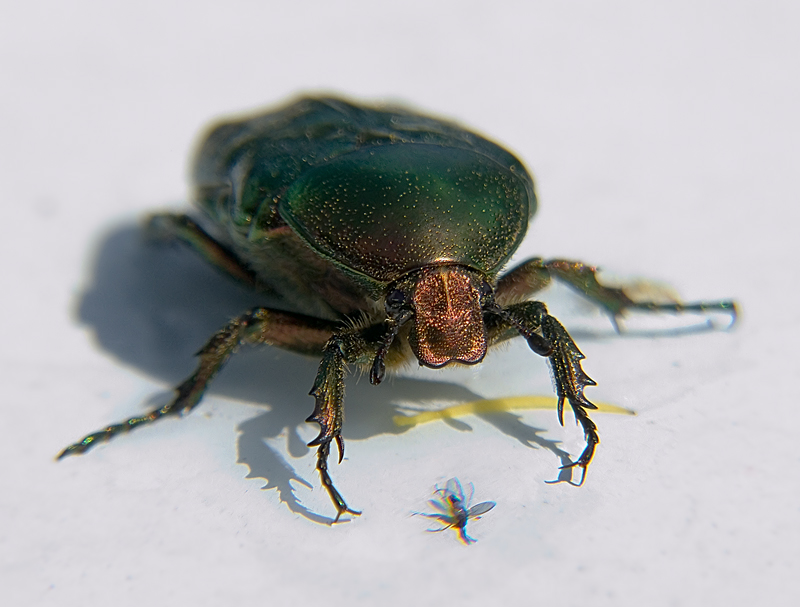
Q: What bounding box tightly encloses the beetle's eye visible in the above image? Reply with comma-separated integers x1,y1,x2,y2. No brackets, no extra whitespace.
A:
479,281,493,297
385,289,406,311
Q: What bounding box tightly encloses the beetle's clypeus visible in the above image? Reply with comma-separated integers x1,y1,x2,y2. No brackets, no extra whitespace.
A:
60,96,736,521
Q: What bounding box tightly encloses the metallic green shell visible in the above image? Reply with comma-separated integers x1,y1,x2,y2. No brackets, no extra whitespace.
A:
281,144,530,282
192,96,536,292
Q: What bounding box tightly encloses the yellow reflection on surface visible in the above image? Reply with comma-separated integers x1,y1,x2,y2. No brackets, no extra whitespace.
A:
393,396,635,427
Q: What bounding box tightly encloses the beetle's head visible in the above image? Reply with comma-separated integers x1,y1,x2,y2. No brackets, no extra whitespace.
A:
385,265,494,369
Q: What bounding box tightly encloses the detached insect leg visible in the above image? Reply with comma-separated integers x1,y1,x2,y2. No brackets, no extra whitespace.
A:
146,212,259,288
486,300,598,484
497,258,737,330
58,309,335,458
306,325,386,522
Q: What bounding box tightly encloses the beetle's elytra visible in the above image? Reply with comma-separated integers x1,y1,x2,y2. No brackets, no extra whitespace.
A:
60,96,736,521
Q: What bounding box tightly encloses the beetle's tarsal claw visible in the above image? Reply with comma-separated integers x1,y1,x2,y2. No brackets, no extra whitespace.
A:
315,440,360,522
335,435,345,464
556,461,588,486
370,356,385,385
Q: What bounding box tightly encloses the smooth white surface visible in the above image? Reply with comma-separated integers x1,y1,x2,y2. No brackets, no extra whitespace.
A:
1,1,798,605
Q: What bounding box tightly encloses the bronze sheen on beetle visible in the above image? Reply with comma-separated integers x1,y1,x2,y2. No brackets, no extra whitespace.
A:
59,96,737,521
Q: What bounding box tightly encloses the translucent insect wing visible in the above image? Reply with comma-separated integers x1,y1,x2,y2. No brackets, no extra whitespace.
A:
467,501,496,518
442,478,468,505
425,498,451,514
448,478,464,494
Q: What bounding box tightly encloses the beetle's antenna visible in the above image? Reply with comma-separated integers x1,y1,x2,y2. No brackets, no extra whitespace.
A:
370,310,412,385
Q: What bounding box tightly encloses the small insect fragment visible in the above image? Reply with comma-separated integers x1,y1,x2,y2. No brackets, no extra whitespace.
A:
414,478,496,545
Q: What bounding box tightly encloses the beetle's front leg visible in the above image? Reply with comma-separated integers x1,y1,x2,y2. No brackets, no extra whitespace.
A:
307,337,354,521
306,329,380,522
488,301,599,484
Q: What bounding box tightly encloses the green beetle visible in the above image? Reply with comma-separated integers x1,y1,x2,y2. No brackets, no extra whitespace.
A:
60,96,736,521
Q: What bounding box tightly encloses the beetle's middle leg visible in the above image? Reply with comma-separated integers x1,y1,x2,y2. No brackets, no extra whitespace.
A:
496,258,737,331
58,308,336,458
486,300,598,485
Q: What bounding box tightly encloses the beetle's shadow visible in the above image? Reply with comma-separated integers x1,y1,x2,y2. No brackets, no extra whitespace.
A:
76,222,571,523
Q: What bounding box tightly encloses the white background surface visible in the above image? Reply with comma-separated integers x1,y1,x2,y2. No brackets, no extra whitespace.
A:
2,1,798,605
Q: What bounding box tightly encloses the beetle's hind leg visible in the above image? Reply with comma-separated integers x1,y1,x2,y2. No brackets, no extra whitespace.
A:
58,309,336,458
145,213,259,288
496,258,737,332
486,301,598,484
